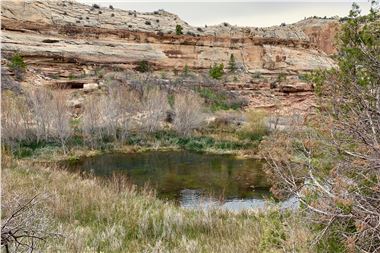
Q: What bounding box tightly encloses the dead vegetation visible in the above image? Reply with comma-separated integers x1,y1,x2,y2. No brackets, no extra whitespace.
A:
1,159,313,252
1,191,58,253
173,92,205,136
259,5,380,252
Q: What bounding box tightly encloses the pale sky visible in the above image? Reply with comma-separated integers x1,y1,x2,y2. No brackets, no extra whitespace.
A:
78,1,372,27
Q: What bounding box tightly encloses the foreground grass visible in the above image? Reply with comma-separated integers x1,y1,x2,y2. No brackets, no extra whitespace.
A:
2,158,312,252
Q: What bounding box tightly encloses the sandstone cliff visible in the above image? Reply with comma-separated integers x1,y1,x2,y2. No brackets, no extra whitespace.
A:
1,0,340,115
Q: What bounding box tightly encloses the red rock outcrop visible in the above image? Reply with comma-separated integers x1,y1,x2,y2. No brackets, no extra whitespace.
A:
1,0,340,115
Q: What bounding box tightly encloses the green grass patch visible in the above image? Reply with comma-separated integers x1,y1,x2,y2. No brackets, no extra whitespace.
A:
196,87,243,111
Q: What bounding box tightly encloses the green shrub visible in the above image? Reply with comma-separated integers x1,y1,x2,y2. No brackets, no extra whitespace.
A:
9,52,27,70
196,87,243,111
14,147,34,158
277,72,287,82
183,64,190,76
175,24,183,35
67,135,84,147
68,74,76,80
259,211,287,251
136,60,151,73
228,54,236,72
12,140,61,158
8,52,27,80
177,135,248,152
209,63,224,79
298,73,309,81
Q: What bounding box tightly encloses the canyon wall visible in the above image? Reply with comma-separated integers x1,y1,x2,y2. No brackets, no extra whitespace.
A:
1,0,341,114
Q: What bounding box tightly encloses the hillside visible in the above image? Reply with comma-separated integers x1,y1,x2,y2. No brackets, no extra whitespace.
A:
1,0,339,114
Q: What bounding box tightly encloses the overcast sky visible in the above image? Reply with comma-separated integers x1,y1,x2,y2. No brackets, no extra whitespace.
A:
78,1,371,27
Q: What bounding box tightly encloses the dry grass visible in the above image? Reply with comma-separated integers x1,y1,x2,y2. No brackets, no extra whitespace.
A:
2,158,313,252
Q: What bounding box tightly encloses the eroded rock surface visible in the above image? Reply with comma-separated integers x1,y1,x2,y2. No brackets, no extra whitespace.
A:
1,0,340,115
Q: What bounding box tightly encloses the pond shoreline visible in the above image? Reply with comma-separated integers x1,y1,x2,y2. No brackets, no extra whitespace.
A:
26,142,262,165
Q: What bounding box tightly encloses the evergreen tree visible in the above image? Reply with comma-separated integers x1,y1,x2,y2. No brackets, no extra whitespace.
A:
228,54,236,72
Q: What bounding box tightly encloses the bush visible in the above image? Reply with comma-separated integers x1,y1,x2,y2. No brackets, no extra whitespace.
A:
260,3,380,252
109,5,113,9
14,147,34,158
277,72,287,82
238,110,269,142
175,24,183,35
92,4,100,9
183,64,190,76
136,60,151,73
209,63,224,79
8,52,27,80
196,87,244,111
228,54,237,72
145,21,151,25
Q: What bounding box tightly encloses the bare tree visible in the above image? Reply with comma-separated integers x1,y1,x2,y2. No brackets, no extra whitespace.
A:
260,4,380,252
110,87,140,143
1,92,31,148
81,86,141,147
27,88,53,143
50,92,72,154
140,87,169,133
1,194,58,253
173,92,205,136
98,94,118,141
81,95,104,148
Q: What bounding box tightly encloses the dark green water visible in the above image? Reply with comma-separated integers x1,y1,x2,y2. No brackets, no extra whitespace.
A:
67,151,297,211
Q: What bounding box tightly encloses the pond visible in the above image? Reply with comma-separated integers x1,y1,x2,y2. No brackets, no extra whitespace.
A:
67,151,297,211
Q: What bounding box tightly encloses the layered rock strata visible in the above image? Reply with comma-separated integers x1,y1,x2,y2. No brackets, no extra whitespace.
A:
1,0,340,114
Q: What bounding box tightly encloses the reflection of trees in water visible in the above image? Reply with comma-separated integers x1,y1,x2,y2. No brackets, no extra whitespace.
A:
71,151,269,201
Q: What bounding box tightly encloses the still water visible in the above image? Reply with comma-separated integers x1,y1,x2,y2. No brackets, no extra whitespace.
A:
67,151,297,211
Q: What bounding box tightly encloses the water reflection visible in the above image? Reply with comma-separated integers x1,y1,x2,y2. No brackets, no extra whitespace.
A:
67,151,296,211
180,189,299,211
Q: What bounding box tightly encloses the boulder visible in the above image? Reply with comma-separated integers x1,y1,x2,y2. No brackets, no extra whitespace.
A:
83,83,99,91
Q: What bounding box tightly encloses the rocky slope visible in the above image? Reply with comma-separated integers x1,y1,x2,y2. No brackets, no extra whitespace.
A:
1,0,340,115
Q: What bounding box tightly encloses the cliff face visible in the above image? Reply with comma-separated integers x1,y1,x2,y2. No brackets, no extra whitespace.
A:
1,0,340,115
295,19,340,55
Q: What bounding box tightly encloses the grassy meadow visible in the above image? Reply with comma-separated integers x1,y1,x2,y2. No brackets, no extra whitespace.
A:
2,157,312,253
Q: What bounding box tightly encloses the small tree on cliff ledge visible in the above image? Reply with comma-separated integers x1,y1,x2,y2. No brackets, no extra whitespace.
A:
228,54,237,72
8,52,27,80
209,63,224,79
175,24,183,35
